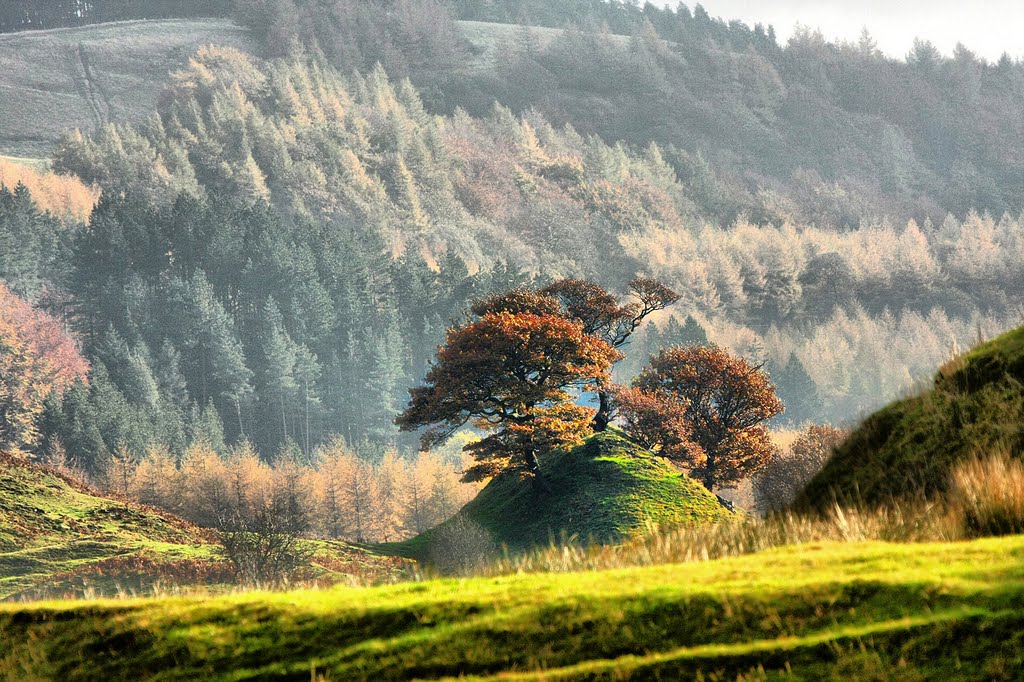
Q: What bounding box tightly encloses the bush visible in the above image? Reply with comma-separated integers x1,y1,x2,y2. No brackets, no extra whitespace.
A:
218,499,314,587
427,516,498,576
949,451,1024,537
754,425,845,514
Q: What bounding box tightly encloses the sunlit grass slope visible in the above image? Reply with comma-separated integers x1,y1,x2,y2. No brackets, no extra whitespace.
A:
0,456,405,601
0,18,254,158
388,431,732,559
3,535,1023,680
798,325,1024,511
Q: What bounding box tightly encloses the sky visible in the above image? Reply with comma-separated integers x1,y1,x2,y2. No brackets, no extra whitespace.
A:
694,0,1024,61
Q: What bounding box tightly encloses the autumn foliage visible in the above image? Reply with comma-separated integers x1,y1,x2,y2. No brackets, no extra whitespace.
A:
0,160,98,223
0,282,89,456
398,308,620,484
617,345,783,491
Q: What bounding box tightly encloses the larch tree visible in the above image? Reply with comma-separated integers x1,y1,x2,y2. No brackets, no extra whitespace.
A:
617,345,783,491
396,308,619,489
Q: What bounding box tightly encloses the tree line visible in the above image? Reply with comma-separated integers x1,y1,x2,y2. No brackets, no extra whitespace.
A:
0,0,232,33
240,0,1024,227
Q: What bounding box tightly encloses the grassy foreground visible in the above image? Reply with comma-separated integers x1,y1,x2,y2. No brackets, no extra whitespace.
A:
2,535,1023,680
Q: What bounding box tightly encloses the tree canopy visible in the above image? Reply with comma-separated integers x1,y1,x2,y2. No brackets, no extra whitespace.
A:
617,345,783,491
397,309,619,485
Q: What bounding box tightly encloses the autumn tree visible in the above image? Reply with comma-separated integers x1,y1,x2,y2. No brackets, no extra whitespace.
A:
618,345,783,491
541,278,679,430
397,310,619,489
753,424,845,513
0,283,89,457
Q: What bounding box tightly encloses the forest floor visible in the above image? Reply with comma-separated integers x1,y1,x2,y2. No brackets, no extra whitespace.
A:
2,535,1022,679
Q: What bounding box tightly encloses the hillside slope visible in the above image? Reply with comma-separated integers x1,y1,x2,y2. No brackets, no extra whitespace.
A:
797,325,1024,511
0,18,254,158
0,456,405,600
3,536,1023,679
390,432,732,559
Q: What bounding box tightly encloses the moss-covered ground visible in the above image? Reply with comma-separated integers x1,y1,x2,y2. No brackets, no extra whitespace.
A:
384,431,732,559
2,535,1023,680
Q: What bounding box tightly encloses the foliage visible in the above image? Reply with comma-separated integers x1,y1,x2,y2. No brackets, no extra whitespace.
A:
0,161,97,223
620,344,783,491
754,424,845,514
0,282,88,456
397,309,619,483
218,499,315,587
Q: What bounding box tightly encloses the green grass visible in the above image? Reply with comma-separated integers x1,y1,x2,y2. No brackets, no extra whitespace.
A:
2,535,1023,679
0,18,254,158
0,456,407,600
797,324,1024,511
384,431,732,560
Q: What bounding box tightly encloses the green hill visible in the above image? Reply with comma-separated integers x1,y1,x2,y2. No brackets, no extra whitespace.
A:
388,432,733,560
797,325,1024,511
3,535,1023,679
0,18,254,159
0,455,405,600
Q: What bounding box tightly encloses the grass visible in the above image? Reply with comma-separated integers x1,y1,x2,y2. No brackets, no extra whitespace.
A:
0,18,254,158
797,324,1024,511
0,455,408,600
383,431,733,560
2,535,1024,679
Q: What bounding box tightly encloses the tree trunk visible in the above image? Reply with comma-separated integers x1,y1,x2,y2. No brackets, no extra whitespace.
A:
593,389,611,432
525,447,551,493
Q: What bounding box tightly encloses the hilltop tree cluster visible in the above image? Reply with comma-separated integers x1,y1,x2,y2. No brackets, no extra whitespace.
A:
397,278,677,485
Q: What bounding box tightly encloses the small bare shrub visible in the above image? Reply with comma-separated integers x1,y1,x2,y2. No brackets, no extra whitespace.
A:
428,516,498,576
218,499,314,588
949,451,1024,537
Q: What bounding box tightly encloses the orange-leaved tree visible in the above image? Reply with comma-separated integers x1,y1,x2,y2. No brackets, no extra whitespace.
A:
396,310,619,489
476,278,680,431
0,282,89,456
616,345,783,491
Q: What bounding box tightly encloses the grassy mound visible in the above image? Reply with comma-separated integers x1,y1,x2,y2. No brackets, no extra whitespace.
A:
2,535,1023,679
0,456,406,600
388,432,732,559
797,325,1024,511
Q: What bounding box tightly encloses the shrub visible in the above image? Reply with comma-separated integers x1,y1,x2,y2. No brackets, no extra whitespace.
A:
427,516,498,575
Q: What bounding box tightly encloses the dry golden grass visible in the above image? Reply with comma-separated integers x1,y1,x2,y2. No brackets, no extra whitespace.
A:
949,450,1024,537
0,158,98,221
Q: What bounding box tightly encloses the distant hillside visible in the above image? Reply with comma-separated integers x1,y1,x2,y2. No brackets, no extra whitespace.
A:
0,455,405,600
796,325,1024,511
388,431,733,559
0,18,254,158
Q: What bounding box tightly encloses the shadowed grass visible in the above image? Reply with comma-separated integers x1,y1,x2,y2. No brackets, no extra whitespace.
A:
2,536,1024,679
798,325,1024,511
